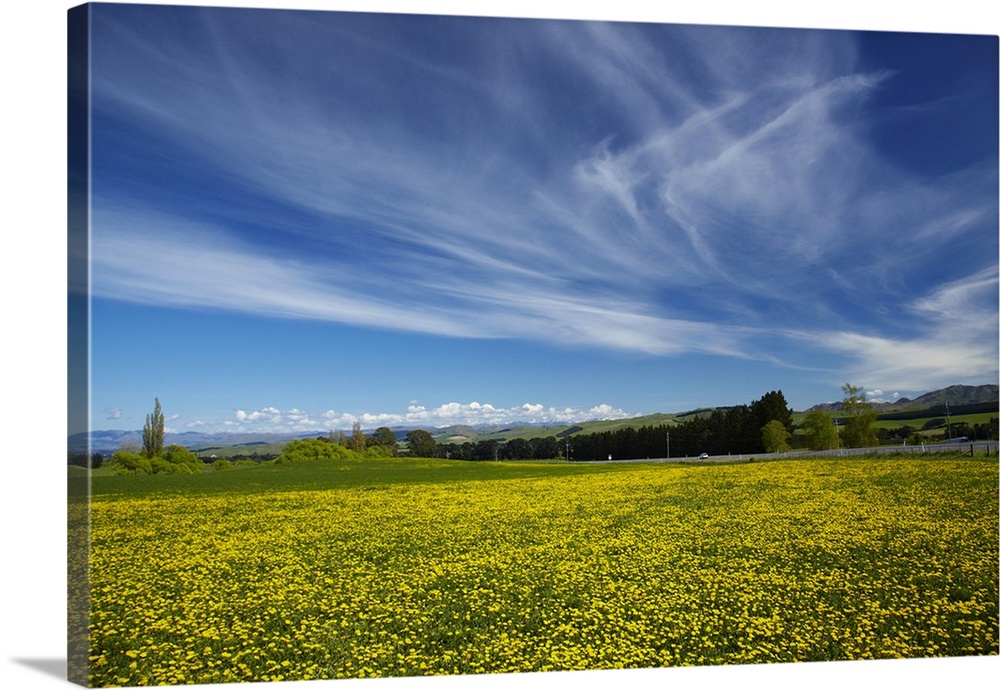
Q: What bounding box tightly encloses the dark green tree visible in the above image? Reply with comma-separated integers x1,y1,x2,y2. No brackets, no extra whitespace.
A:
405,429,438,458
370,427,399,455
142,398,165,459
751,390,794,435
711,405,754,454
473,439,500,461
503,438,532,460
530,436,559,460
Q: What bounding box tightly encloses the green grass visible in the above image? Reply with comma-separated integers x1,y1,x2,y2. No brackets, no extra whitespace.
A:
85,448,998,499
874,411,996,430
789,410,995,440
86,455,631,499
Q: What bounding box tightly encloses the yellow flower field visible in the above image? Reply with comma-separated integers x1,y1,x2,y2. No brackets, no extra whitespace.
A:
86,457,998,686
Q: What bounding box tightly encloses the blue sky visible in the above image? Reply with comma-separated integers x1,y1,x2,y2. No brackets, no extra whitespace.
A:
82,3,998,434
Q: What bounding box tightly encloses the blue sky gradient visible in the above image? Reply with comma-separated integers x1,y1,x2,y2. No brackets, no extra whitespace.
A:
84,4,998,433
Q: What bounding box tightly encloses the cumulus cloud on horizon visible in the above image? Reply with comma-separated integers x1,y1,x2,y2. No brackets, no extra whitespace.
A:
224,400,638,432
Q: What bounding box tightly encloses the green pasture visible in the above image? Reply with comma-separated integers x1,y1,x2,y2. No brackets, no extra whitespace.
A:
86,453,621,498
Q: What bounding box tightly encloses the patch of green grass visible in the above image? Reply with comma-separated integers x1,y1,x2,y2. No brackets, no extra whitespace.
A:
791,410,995,432
86,455,630,499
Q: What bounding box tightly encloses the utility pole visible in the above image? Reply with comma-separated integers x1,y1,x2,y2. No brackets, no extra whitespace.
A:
666,431,670,460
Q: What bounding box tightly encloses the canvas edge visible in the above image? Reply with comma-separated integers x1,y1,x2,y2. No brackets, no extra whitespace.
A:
67,3,92,687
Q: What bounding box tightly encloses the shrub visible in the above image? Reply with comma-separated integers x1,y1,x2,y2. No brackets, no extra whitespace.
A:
108,450,152,475
161,444,203,473
364,444,394,458
276,438,356,463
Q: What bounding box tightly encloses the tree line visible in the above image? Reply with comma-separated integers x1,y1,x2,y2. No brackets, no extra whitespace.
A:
97,387,999,474
316,426,561,461
321,421,400,456
399,390,798,462
566,390,795,461
437,435,562,461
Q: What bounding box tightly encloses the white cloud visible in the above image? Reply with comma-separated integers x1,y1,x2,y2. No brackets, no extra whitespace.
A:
235,407,283,423
805,330,997,393
223,400,637,432
90,205,484,341
91,200,773,359
789,267,998,391
910,266,999,326
866,390,890,404
104,407,122,420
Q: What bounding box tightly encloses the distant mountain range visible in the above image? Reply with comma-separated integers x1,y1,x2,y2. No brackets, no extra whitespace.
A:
69,384,998,455
67,429,312,456
805,384,998,413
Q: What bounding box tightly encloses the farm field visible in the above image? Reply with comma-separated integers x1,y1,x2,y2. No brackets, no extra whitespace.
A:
83,455,998,686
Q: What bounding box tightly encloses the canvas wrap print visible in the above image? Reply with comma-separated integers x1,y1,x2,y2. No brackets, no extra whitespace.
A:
68,2,999,687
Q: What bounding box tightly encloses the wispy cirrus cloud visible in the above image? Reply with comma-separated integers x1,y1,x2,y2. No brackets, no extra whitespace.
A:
91,201,764,358
89,9,997,390
796,267,999,390
90,205,486,339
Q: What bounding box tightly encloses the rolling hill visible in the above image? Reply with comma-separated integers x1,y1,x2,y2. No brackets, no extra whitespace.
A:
806,384,997,413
